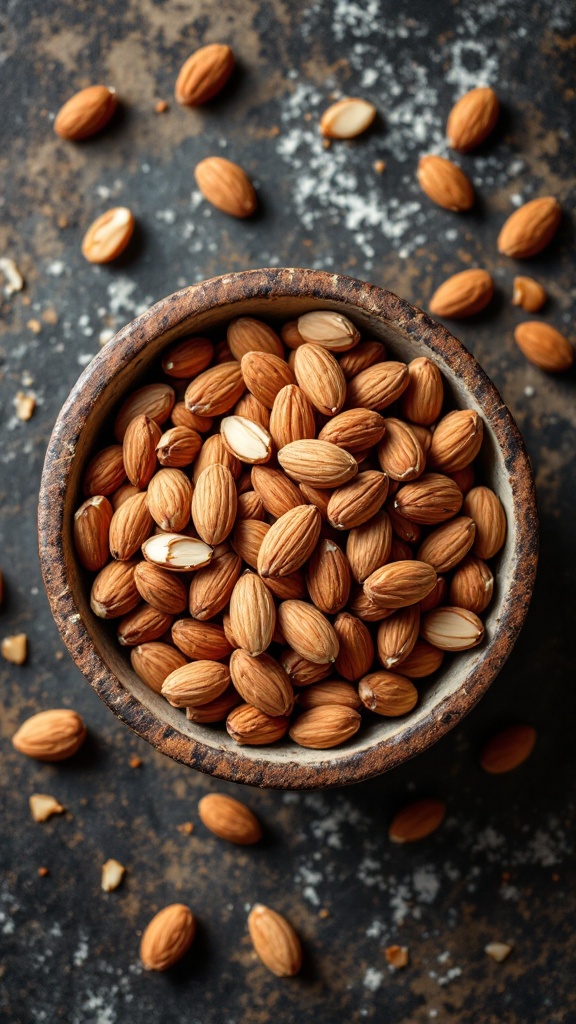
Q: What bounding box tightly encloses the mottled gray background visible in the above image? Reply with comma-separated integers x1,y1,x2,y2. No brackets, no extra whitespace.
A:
0,0,575,1022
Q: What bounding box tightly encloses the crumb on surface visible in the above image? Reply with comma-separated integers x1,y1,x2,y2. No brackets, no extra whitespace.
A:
485,941,513,962
385,944,410,968
2,633,28,664
101,858,126,892
129,754,142,769
373,159,386,173
30,794,66,822
14,392,36,421
177,822,194,835
27,318,42,334
38,866,49,877
155,99,168,113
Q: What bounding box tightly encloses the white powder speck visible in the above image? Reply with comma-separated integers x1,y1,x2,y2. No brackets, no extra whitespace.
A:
438,966,462,987
363,967,384,992
499,883,520,902
73,934,89,966
413,866,441,904
156,209,177,224
46,260,65,276
78,353,94,366
524,385,535,397
365,919,385,939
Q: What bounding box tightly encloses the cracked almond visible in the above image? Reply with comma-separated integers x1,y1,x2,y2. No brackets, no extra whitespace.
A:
421,605,485,651
512,276,546,313
82,207,135,264
320,97,377,138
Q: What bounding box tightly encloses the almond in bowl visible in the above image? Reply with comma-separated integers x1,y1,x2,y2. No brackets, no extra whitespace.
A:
39,269,538,789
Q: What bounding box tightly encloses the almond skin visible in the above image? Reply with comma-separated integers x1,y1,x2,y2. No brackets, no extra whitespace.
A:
229,650,294,717
364,560,437,609
514,321,574,373
73,495,113,571
480,724,536,774
234,393,271,430
130,642,188,693
318,407,385,452
134,563,188,615
248,904,302,977
54,84,118,140
333,612,374,681
289,704,361,749
446,86,500,152
320,97,377,138
171,619,233,660
175,44,234,106
198,793,262,845
463,486,507,559
194,157,257,218
327,470,389,530
278,440,358,489
417,155,474,211
114,383,175,442
277,600,339,664
394,473,463,525
109,491,154,560
389,798,446,843
140,904,196,971
226,703,290,745
257,504,322,578
346,361,409,410
12,709,87,762
497,196,561,258
306,538,351,615
185,362,245,416
429,269,494,319
82,207,135,264
427,412,484,473
358,671,418,716
293,343,346,416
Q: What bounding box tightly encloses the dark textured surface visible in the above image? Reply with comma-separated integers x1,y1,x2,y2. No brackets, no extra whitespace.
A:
0,1,575,1022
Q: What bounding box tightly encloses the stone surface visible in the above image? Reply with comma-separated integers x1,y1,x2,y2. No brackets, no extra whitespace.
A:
0,1,574,1022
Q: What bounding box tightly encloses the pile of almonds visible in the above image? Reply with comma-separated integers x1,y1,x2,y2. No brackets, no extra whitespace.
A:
74,309,506,750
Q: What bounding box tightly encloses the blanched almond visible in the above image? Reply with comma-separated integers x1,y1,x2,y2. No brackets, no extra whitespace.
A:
421,605,485,651
142,533,213,572
297,310,360,351
220,415,272,464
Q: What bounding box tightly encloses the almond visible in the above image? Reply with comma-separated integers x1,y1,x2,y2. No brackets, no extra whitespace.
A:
293,343,346,415
497,196,561,258
175,43,234,106
101,859,125,892
298,482,333,519
327,470,389,530
485,942,513,963
387,501,422,543
90,560,139,618
171,402,214,434
385,945,410,968
230,649,294,717
320,97,377,138
156,426,203,468
142,533,213,572
417,516,476,572
134,562,188,615
54,84,118,140
251,465,307,518
192,432,241,483
258,505,321,579
281,320,306,349
346,510,392,583
186,686,241,723
419,574,447,613
188,547,242,619
388,798,446,843
297,310,360,351
83,445,126,496
241,351,296,409
364,560,437,609
130,642,188,693
171,619,233,660
332,612,374,681
448,464,475,495
428,410,484,472
192,464,237,545
185,362,245,416
269,384,316,448
226,703,290,745
74,495,113,570
289,704,361,748
429,269,494,319
234,392,271,430
512,276,546,313
358,671,418,716
463,486,507,559
277,600,339,664
12,709,87,762
161,660,230,707
348,587,395,623
480,724,536,774
220,415,272,464
231,519,269,569
117,603,173,646
417,155,474,211
306,538,351,614
346,361,409,410
229,572,277,656
401,641,444,679
123,414,162,489
446,86,500,151
318,407,385,452
227,317,283,360
198,793,262,845
82,207,135,264
393,473,463,526
279,649,332,686
514,321,574,373
376,606,420,669
377,418,425,481
109,491,154,560
161,336,214,378
248,904,302,977
449,555,494,613
140,904,196,971
297,680,361,709
339,340,386,379
194,156,257,218
421,605,485,651
30,794,66,822
114,383,175,442
277,440,358,488
401,357,444,426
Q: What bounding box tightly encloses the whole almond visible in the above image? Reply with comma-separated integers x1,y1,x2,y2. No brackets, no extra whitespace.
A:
306,538,351,614
480,724,536,774
194,157,257,217
463,486,507,559
109,491,153,560
364,560,437,609
339,340,386,378
192,433,241,483
90,560,139,618
140,904,196,971
185,362,245,416
241,352,296,409
289,704,361,748
376,605,420,669
257,505,321,579
54,84,118,140
162,660,230,707
387,502,422,543
227,317,283,360
147,468,193,533
449,555,494,613
82,207,135,264
175,43,234,106
117,603,173,646
327,470,389,530
156,426,203,468
198,793,262,845
230,650,294,717
172,619,233,660
123,414,162,489
234,392,271,430
237,490,266,520
346,361,409,410
189,548,242,619
12,709,87,762
358,671,418,716
393,473,463,525
186,686,241,723
401,357,444,426
446,86,500,151
231,519,269,569
298,482,332,519
348,587,395,623
429,269,494,319
417,155,474,211
497,196,561,258
269,384,316,448
171,402,214,434
377,418,425,481
248,904,302,976
421,605,485,651
331,612,374,681
389,798,446,843
346,510,392,583
220,415,272,464
74,495,113,570
512,276,546,313
226,703,290,745
142,533,213,572
278,439,358,489
399,639,444,678
320,97,377,138
297,680,361,709
318,407,385,452
134,562,188,614
277,600,339,665
161,336,214,379
417,516,476,572
281,321,306,349
428,411,484,472
448,464,475,495
192,464,237,545
514,321,574,373
279,649,332,686
297,310,360,351
131,642,188,693
83,445,126,496
293,343,346,416
114,383,175,442
229,572,277,656
251,465,307,518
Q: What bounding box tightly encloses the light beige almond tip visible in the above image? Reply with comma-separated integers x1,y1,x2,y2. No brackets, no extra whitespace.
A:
320,98,377,139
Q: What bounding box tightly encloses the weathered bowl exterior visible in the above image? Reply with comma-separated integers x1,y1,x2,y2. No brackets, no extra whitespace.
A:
38,269,538,789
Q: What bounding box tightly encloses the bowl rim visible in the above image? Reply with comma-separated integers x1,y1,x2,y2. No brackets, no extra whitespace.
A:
38,267,538,789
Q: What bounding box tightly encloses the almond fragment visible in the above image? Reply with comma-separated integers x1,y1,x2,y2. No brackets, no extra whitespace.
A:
320,97,377,138
294,343,346,416
277,600,339,664
54,85,118,140
220,415,272,464
278,440,358,489
480,724,536,774
194,157,257,218
297,310,360,351
446,86,499,151
417,155,474,212
346,510,392,583
73,495,113,570
227,317,283,360
358,671,418,716
497,196,561,258
449,556,494,613
417,516,476,573
162,660,230,708
13,709,87,761
226,703,290,745
141,533,213,572
318,408,385,452
401,357,444,426
297,680,361,710
161,336,214,378
30,794,66,822
364,560,437,609
198,793,262,845
109,492,154,560
306,538,351,615
175,43,234,106
327,470,389,530
131,642,188,693
389,799,446,843
229,649,294,717
514,321,574,373
485,942,513,963
346,361,409,411
377,418,425,481
427,411,484,473
257,504,322,578
333,612,374,681
421,605,485,651
512,276,546,313
385,945,410,968
114,383,175,442
248,904,302,977
429,269,494,319
140,904,196,971
102,859,125,892
229,572,276,656
172,619,232,660
192,464,237,545
289,704,361,749
185,362,245,416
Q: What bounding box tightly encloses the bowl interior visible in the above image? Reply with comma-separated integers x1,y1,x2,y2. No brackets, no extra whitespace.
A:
40,269,537,788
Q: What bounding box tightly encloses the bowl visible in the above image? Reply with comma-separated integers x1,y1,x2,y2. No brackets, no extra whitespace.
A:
38,268,538,789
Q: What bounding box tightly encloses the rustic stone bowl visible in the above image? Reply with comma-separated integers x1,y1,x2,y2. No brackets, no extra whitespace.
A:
38,268,538,789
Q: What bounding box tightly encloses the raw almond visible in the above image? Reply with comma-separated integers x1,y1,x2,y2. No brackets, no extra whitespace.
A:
251,465,307,518
449,555,494,613
281,321,306,349
298,482,333,518
417,155,474,211
82,207,135,264
297,680,361,709
320,97,377,138
463,486,507,559
90,560,140,618
279,649,332,686
400,639,444,677
293,343,346,415
234,392,271,429
512,276,546,313
220,415,272,464
231,519,269,569
497,196,561,258
74,495,113,570
257,504,321,578
376,606,420,669
480,724,536,774
339,340,386,378
327,470,389,530
429,269,494,319
192,464,237,545
54,84,118,140
277,439,358,489
227,317,283,360
346,361,409,410
162,660,230,707
389,798,446,843
514,321,574,373
236,492,265,524
175,43,234,106
364,560,437,609
387,501,422,543
248,904,302,976
393,473,463,525
117,604,173,646
185,362,245,416
241,351,296,409
134,562,188,615
188,548,242,619
123,414,162,489
198,793,262,845
161,336,214,379
171,402,213,434
417,516,476,572
156,426,203,468
421,605,485,651
401,357,444,426
428,411,484,472
114,383,175,442
192,432,241,483
229,572,277,656
277,600,339,664
194,156,257,218
448,464,475,495
306,538,351,614
269,384,316,448
289,704,361,748
346,510,392,583
140,904,196,971
172,619,233,660
83,445,126,496
109,492,154,560
358,671,418,716
130,642,188,693
111,484,139,511
230,649,294,717
318,407,385,452
142,533,213,572
186,686,241,723
297,310,360,351
377,418,424,481
12,709,87,761
226,703,290,745
332,612,374,681
446,86,500,151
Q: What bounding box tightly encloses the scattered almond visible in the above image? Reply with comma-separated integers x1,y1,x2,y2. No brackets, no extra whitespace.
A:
14,391,36,421
140,904,196,971
485,942,513,963
429,269,494,319
389,798,446,843
82,207,135,264
248,904,302,976
417,155,474,211
194,157,257,218
446,86,499,151
514,321,574,372
512,276,546,312
54,85,118,140
385,945,410,968
320,97,377,138
2,632,28,665
480,724,536,774
175,43,234,106
497,196,561,258
198,793,262,845
13,708,86,761
101,859,126,892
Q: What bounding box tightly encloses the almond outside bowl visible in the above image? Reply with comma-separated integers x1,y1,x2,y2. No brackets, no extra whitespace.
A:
38,268,538,789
